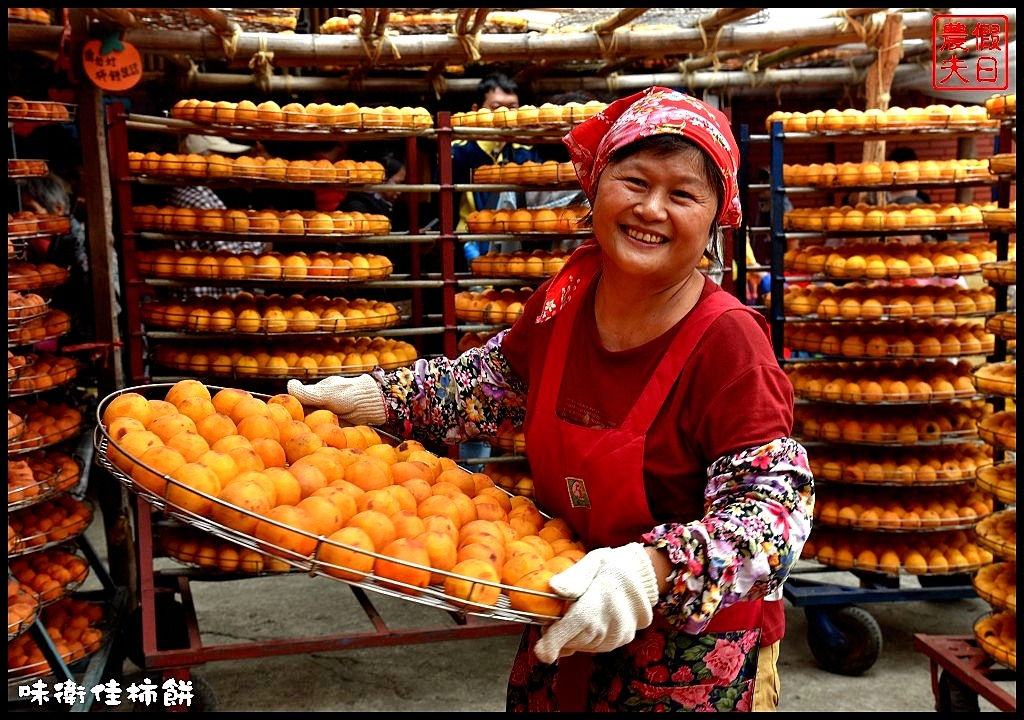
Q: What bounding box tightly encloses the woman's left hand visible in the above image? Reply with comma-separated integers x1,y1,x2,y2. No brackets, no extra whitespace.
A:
533,542,659,664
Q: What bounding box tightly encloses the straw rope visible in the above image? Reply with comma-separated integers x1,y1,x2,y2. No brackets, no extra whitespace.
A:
248,34,274,94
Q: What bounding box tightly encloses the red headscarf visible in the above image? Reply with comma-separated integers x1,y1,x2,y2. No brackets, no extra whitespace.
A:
563,86,742,228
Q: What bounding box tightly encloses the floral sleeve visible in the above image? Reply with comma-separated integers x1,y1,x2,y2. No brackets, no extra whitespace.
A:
370,330,529,447
642,437,815,633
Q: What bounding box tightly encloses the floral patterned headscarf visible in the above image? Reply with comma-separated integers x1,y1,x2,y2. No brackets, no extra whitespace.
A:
563,86,742,228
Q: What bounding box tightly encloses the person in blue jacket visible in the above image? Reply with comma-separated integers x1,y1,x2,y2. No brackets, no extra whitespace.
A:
451,72,543,272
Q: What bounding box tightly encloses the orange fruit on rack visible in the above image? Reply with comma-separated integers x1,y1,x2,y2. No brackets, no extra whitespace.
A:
303,409,339,428
399,478,433,505
296,495,345,536
404,449,443,480
165,431,211,463
212,478,273,535
268,393,305,422
416,494,462,530
382,485,417,514
105,416,147,443
236,414,281,443
501,549,546,586
263,467,302,508
507,568,566,618
389,509,427,540
228,470,278,507
310,422,350,450
290,463,328,499
195,412,239,447
283,431,325,465
363,442,398,466
327,479,366,501
164,378,212,407
337,426,369,450
265,402,293,425
310,487,358,527
444,558,502,607
254,504,318,559
165,462,223,517
148,399,179,423
475,486,513,515
390,461,435,485
356,488,402,517
346,509,397,552
448,492,478,527
518,535,555,561
107,429,163,474
249,437,287,470
434,467,476,496
226,446,265,475
375,536,432,593
291,448,347,484
211,387,253,417
230,396,271,426
545,556,575,575
344,457,393,492
102,391,154,428
458,519,504,546
176,397,217,425
472,495,508,523
195,449,241,486
277,419,313,447
147,413,198,444
394,439,427,462
317,526,376,582
130,445,188,496
420,514,459,545
457,541,504,573
415,529,458,584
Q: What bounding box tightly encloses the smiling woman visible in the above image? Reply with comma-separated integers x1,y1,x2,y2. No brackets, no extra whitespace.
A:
287,86,813,712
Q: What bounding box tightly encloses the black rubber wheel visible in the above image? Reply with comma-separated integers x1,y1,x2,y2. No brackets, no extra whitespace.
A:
805,605,883,676
937,669,980,712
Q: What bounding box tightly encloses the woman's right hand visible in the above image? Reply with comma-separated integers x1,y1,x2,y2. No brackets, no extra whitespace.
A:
286,375,386,426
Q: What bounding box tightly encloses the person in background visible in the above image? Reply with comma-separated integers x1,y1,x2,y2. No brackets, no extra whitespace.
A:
339,149,408,230
288,86,814,712
309,140,351,212
20,172,107,343
167,134,270,296
338,146,414,275
886,146,932,205
451,72,544,271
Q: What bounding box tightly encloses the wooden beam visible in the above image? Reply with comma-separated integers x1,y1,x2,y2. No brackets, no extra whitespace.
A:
863,11,904,164
587,8,651,34
4,11,954,69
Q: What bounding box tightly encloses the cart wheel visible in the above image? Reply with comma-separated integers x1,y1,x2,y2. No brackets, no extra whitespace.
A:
805,605,882,676
120,669,218,712
937,669,980,712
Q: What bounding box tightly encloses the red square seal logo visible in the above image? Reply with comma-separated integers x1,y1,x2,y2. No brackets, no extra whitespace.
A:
932,15,1010,91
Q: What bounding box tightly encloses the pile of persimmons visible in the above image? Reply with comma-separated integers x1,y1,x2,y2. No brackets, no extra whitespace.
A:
101,380,584,618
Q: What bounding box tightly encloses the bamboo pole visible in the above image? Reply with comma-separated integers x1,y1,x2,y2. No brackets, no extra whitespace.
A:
863,12,904,165
7,11,949,70
176,63,931,101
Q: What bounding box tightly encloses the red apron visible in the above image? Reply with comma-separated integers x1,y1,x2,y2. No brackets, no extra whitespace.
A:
517,259,763,711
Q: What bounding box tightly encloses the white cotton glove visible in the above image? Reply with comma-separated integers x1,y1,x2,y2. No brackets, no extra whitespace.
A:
286,375,386,426
533,542,659,664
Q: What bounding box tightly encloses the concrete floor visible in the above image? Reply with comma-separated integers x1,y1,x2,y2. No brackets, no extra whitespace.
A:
163,568,1012,713
11,479,1015,713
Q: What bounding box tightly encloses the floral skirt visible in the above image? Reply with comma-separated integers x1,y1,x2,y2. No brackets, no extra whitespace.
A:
507,621,761,712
